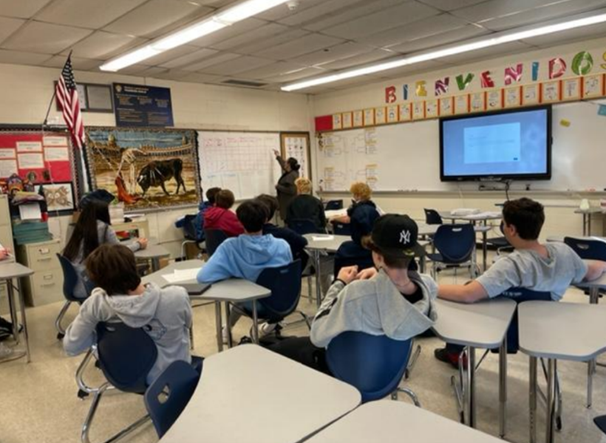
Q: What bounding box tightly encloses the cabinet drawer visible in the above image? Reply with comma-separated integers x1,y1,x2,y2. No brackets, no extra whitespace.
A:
26,271,64,306
26,242,62,271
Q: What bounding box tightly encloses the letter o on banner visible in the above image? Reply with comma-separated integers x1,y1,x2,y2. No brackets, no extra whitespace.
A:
571,51,594,75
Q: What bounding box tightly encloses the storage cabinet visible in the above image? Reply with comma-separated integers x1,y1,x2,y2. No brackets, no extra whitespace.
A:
16,239,64,306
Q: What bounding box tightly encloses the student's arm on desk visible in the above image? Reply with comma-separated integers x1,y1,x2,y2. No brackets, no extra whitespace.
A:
584,260,606,282
330,214,350,224
438,281,488,303
197,246,231,283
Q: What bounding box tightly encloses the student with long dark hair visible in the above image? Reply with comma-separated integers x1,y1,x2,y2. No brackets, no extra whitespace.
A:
63,200,148,299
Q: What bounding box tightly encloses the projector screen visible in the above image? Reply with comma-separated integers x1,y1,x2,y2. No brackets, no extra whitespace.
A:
440,105,552,181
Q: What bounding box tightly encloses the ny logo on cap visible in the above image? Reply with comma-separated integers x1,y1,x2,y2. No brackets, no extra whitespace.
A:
399,230,411,245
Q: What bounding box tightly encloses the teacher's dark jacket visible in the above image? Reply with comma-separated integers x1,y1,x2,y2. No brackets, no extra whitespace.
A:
275,156,299,220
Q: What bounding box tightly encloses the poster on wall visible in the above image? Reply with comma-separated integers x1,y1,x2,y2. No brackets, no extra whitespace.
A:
112,83,174,127
86,127,199,210
0,130,73,187
281,132,311,180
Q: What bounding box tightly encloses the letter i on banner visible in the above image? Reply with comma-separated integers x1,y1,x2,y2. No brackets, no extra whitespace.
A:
532,62,539,81
403,84,409,101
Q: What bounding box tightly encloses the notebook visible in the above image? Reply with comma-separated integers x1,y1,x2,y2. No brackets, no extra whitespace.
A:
180,283,212,296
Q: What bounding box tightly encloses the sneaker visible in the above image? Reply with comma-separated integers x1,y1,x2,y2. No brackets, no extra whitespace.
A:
434,347,464,369
0,342,13,359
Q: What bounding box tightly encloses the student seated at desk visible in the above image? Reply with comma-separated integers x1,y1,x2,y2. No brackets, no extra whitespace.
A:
286,178,326,232
330,182,380,243
198,199,292,340
434,197,606,368
203,189,244,238
63,200,148,300
269,215,437,373
257,194,308,268
63,244,194,384
194,186,221,241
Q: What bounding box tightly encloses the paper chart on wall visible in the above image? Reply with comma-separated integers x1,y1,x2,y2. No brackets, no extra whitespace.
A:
198,131,281,200
283,134,309,179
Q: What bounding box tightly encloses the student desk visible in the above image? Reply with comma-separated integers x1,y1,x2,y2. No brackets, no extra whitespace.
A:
432,298,516,436
134,242,170,272
306,400,503,443
159,345,361,443
304,234,350,306
0,261,34,363
141,260,270,351
519,301,606,443
574,207,605,236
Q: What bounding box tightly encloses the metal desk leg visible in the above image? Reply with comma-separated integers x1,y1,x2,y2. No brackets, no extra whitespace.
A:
16,278,30,362
499,339,508,438
314,250,322,307
251,302,259,344
151,257,160,273
225,302,233,348
6,279,18,345
465,346,477,428
214,301,223,352
482,221,488,272
529,356,538,443
587,286,599,407
419,255,426,273
546,359,557,443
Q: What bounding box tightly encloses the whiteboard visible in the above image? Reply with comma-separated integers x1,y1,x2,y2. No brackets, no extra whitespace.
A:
316,100,606,192
198,131,282,199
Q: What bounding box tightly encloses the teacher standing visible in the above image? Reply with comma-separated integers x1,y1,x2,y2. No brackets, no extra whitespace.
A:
273,150,300,222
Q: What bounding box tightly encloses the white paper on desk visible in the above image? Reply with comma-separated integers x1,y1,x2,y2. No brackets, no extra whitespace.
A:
163,268,199,283
312,235,334,241
19,203,42,220
466,211,501,219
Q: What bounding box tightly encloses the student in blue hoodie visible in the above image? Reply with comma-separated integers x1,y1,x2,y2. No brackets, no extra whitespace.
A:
198,199,292,339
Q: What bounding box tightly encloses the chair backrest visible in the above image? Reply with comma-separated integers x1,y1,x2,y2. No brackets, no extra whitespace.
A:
334,241,374,276
326,332,413,403
182,214,203,242
254,260,302,322
56,254,95,301
325,200,343,210
96,322,158,394
288,218,319,235
332,221,351,236
204,229,228,257
424,208,443,225
144,360,201,438
433,224,476,263
564,237,606,261
500,287,552,353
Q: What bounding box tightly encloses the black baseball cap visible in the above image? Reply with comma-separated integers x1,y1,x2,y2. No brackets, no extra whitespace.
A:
370,214,425,259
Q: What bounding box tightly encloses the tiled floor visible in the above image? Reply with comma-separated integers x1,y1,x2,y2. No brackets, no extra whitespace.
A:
1,264,605,443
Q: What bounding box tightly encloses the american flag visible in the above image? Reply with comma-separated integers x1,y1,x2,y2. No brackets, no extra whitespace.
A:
56,55,85,149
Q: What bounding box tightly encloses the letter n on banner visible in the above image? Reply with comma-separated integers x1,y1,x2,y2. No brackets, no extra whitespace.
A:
504,64,523,85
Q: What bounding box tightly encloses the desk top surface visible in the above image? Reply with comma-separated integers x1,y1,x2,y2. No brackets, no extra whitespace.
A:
306,401,502,443
519,301,606,361
134,243,170,259
417,224,491,236
432,298,516,349
159,345,361,443
142,260,270,302
439,211,502,221
0,261,34,279
304,234,350,252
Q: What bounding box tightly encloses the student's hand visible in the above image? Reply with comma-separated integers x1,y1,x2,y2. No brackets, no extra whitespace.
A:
137,238,148,249
337,266,359,284
273,149,280,157
356,267,378,280
0,248,8,260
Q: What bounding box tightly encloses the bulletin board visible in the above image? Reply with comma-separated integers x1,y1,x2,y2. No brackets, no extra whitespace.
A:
0,129,74,184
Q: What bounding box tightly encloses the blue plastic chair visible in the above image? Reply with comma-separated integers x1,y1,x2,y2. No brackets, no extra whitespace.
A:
204,229,228,257
325,200,343,210
564,236,606,261
333,241,374,276
426,224,476,279
180,214,205,260
288,218,321,235
424,208,443,225
326,331,420,405
56,254,95,339
595,415,606,434
145,360,201,438
332,221,351,236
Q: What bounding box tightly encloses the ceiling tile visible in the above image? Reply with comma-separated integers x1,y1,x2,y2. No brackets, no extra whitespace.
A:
0,49,52,65
177,72,224,83
103,0,211,37
0,0,52,19
0,16,26,46
264,66,327,83
289,41,375,67
137,66,172,77
439,41,533,64
450,0,563,22
387,24,490,54
276,0,367,26
188,18,268,48
230,29,309,55
256,0,329,21
2,22,93,54
321,1,440,39
42,55,103,71
361,13,469,48
522,20,606,47
159,47,219,69
417,0,488,12
138,45,198,66
65,31,145,60
35,0,148,29
208,22,291,52
255,33,344,60
183,52,240,71
301,0,404,32
201,56,276,75
236,61,309,80
150,69,193,80
319,48,395,70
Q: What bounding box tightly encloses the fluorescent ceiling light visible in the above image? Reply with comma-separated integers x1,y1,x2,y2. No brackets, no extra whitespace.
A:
100,0,290,72
281,12,606,92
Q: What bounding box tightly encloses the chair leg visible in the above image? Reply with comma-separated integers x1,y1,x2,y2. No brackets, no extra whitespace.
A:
298,311,311,329
189,324,194,350
76,348,100,399
396,387,422,407
307,275,312,302
55,301,72,339
404,343,421,380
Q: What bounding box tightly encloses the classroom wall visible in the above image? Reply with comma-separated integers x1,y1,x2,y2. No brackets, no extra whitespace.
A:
0,62,312,256
310,36,606,239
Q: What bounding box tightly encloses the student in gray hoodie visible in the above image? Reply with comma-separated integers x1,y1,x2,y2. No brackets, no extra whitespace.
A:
63,244,193,384
270,214,437,372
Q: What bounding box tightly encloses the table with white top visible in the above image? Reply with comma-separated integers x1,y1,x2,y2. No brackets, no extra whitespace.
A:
142,259,271,350
0,260,34,363
432,298,517,436
159,345,361,443
134,242,170,272
306,400,503,443
519,301,606,443
304,234,350,306
574,207,605,236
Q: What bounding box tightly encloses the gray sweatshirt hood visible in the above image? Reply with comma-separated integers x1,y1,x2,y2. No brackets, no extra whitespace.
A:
92,283,161,328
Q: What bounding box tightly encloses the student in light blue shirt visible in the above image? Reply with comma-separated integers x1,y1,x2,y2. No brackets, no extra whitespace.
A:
198,199,292,338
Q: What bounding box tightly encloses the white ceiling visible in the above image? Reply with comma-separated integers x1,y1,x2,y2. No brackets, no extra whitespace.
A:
1,0,606,93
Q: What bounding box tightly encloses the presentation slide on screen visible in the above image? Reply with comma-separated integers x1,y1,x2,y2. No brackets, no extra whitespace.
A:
442,109,548,177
